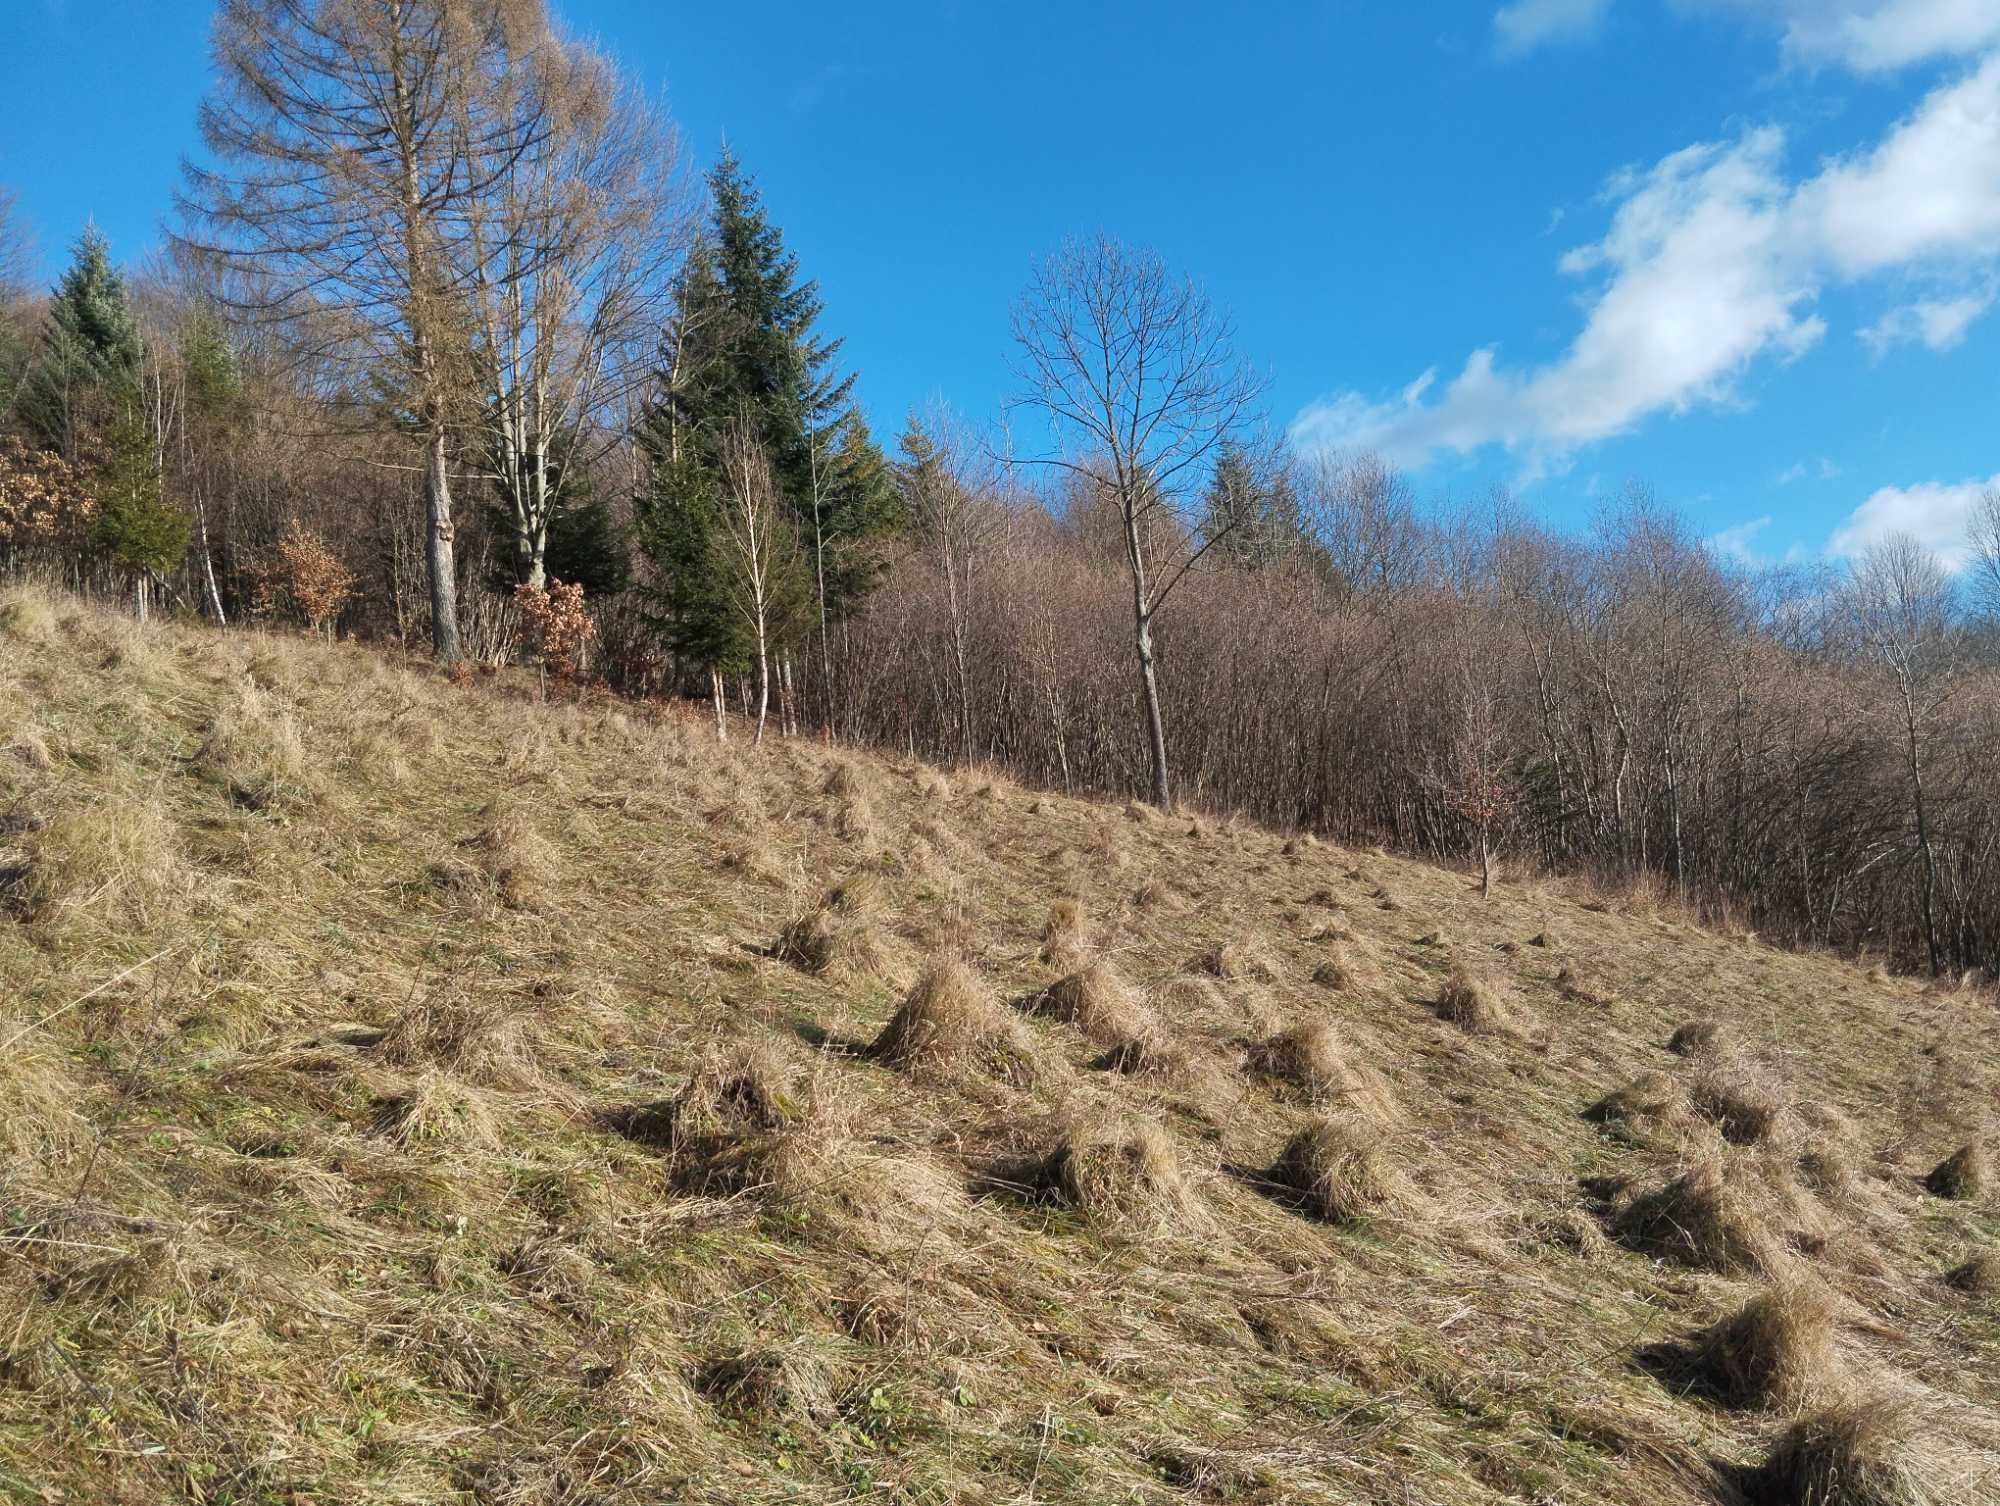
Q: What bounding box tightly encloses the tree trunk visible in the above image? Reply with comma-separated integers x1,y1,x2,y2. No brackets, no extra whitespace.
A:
424,423,461,662
1906,709,1941,976
1135,610,1171,810
711,668,727,742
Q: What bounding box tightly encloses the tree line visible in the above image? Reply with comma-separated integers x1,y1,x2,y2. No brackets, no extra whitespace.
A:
2,0,1999,981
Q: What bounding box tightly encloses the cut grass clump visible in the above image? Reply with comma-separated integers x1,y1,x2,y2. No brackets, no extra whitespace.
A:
1669,1019,1728,1057
1944,1252,1999,1295
1741,1398,1943,1506
1690,1066,1785,1145
465,800,558,909
1267,1115,1412,1224
870,958,1032,1081
376,1069,501,1148
1245,1021,1398,1122
1040,897,1089,966
1615,1156,1785,1274
615,1042,798,1159
1584,1071,1688,1133
1923,1142,1987,1201
197,681,322,813
22,798,185,932
698,1343,839,1424
1150,974,1225,1018
1034,960,1153,1046
1310,945,1353,989
1203,933,1278,983
374,990,541,1090
775,876,887,978
1436,966,1523,1035
1793,1104,1865,1199
1689,1280,1840,1410
1033,1111,1208,1237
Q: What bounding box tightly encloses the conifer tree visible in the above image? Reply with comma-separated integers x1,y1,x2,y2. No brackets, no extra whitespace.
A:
93,405,189,619
636,151,896,701
25,225,143,457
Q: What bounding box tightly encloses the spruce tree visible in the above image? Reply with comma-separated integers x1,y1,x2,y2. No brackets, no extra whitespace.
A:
25,225,144,457
93,405,189,618
635,151,897,694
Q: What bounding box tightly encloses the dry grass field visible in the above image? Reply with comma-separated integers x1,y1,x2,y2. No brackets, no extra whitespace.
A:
0,587,1995,1505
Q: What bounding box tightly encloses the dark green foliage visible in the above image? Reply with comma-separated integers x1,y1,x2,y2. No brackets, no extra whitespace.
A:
635,152,897,673
23,226,143,456
93,407,188,579
1201,442,1309,570
544,499,632,599
636,449,744,672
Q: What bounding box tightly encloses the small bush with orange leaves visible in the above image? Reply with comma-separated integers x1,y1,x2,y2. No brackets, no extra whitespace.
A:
253,523,357,636
0,437,95,547
514,579,595,680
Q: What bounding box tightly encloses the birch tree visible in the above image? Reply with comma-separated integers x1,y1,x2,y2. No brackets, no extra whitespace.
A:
463,34,687,589
713,421,810,745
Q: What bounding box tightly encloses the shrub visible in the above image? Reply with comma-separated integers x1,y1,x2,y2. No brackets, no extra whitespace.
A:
254,522,357,636
514,578,596,680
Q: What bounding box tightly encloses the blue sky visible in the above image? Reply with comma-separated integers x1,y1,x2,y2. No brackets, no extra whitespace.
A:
4,0,1998,564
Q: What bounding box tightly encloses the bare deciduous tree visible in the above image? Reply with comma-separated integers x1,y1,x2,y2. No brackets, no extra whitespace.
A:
899,405,1002,764
463,36,688,588
1970,486,2000,625
1009,233,1262,809
1849,534,1959,976
180,0,556,661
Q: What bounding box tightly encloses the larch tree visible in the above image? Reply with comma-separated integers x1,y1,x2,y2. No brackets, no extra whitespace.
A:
179,0,558,662
1010,233,1262,809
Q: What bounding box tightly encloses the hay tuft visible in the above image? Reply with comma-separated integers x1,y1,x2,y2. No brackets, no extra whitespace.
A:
1584,1071,1687,1132
1944,1252,1999,1295
870,958,1031,1081
1741,1398,1942,1506
1669,1018,1728,1057
775,876,887,978
1689,1066,1785,1145
1923,1142,1986,1201
1246,1021,1398,1123
1436,967,1522,1035
1267,1115,1412,1223
1034,1112,1208,1237
1691,1279,1840,1409
1615,1156,1788,1274
1034,961,1154,1046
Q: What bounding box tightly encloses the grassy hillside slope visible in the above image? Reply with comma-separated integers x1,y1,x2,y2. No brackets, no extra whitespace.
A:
0,588,1995,1506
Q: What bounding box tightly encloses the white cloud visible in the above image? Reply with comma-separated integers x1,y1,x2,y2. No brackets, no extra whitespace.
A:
1828,471,2000,564
1858,289,1996,351
1494,0,1613,55
1711,514,1776,559
1292,54,2000,472
1692,1,2000,73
